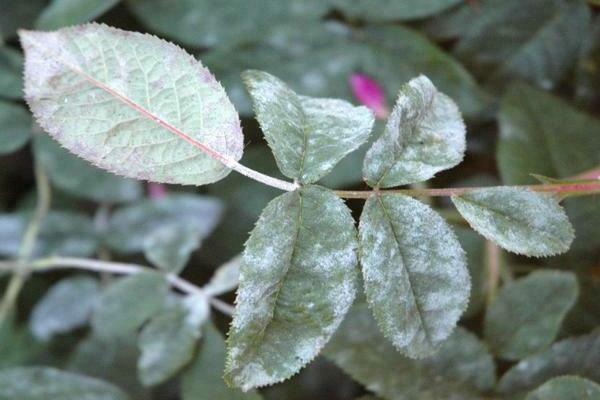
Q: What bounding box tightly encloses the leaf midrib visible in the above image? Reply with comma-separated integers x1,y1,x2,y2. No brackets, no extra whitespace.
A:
375,194,434,348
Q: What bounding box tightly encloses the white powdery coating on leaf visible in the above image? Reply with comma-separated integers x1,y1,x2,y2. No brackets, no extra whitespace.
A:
451,187,575,257
20,23,243,186
363,75,466,188
225,185,358,390
243,70,374,183
359,194,470,358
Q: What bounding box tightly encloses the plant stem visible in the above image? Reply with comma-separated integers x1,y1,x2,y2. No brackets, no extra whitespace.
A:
485,241,501,306
27,257,234,316
0,162,51,326
334,181,600,199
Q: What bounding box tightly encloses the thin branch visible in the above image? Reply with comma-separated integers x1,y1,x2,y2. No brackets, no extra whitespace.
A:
28,257,235,316
335,181,600,199
26,39,297,193
484,241,501,306
0,162,51,325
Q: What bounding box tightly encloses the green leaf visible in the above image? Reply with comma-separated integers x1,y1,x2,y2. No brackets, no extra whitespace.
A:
329,0,462,21
92,271,169,338
0,46,23,99
0,317,44,368
68,335,149,399
225,185,358,390
35,0,120,30
0,367,129,400
0,0,45,39
0,211,98,258
324,303,492,399
498,83,600,185
363,76,466,188
455,0,590,90
34,132,142,203
243,70,374,184
143,225,201,274
484,270,578,360
20,24,243,186
127,0,328,48
203,255,241,296
525,376,600,400
451,188,574,257
454,226,487,317
106,194,223,254
182,323,263,400
358,194,469,357
137,297,208,386
498,330,600,395
29,276,99,342
0,100,31,155
576,17,600,108
207,22,490,119
563,275,600,335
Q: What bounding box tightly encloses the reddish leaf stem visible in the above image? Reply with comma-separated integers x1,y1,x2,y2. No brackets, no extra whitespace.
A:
334,181,600,199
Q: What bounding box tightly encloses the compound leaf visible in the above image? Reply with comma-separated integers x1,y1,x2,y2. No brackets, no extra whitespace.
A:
484,270,579,360
29,276,99,342
225,185,358,390
20,24,243,186
452,187,574,257
359,194,469,358
0,367,129,400
92,271,169,339
363,76,465,188
243,70,374,184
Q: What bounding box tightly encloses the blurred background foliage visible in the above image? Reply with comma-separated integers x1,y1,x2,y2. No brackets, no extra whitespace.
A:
0,0,599,399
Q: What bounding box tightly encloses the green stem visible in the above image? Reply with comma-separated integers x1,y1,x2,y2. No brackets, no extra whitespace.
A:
0,162,51,326
27,257,234,316
485,241,501,306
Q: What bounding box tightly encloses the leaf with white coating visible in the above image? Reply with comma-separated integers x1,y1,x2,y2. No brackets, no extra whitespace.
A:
484,270,579,360
143,225,202,274
363,75,465,188
29,276,99,342
243,70,374,184
203,255,241,296
137,299,207,386
92,271,169,338
20,23,243,186
359,194,469,358
452,187,574,257
225,185,358,390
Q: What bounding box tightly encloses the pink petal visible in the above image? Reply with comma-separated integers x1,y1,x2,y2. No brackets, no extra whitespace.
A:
148,182,167,199
349,73,389,119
